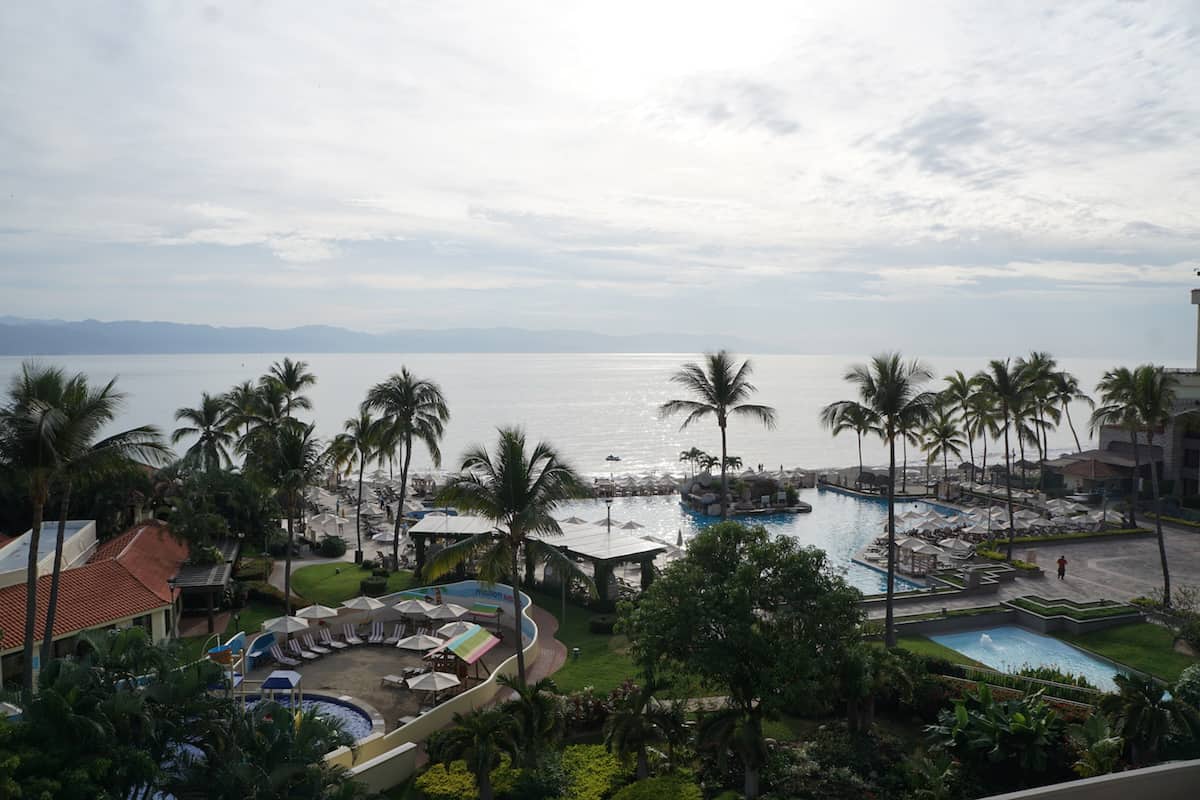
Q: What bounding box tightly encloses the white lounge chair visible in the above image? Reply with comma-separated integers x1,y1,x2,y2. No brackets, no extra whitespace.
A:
384,623,405,646
368,621,385,645
287,639,318,661
303,633,332,655
270,644,300,668
342,624,364,646
320,628,348,650
380,674,406,689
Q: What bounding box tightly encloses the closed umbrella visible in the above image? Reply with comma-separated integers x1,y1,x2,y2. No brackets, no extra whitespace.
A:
295,604,339,620
396,633,445,651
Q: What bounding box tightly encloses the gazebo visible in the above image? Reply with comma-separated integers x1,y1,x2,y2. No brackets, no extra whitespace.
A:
171,538,240,633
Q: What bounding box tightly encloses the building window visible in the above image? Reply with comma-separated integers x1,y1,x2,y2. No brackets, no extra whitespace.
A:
1186,449,1200,469
133,614,152,633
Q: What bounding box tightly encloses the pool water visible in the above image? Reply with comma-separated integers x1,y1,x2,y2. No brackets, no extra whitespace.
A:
930,626,1125,692
554,487,943,594
245,695,374,740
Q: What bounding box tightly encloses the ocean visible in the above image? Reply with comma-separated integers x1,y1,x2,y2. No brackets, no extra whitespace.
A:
0,352,1144,477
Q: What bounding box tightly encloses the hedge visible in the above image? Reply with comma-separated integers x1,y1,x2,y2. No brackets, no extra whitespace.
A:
1009,596,1139,621
611,774,702,800
1145,513,1200,530
414,756,519,800
561,744,628,800
976,549,1039,571
1006,528,1143,544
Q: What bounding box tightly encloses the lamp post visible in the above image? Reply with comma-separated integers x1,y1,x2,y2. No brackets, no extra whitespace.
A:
166,576,178,640
605,496,613,534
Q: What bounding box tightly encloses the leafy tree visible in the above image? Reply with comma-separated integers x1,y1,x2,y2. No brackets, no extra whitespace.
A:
172,392,234,472
660,352,777,519
426,708,519,800
819,400,879,488
429,427,592,683
824,353,934,646
329,406,386,562
622,521,863,798
974,359,1028,561
366,367,450,575
1099,672,1200,765
838,644,912,732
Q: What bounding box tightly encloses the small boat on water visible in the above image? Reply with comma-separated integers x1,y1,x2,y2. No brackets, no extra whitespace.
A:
605,454,621,462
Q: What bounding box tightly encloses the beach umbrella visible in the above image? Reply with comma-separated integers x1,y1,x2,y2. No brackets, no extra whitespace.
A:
406,670,461,702
895,536,924,550
342,595,386,613
262,616,310,635
1014,509,1042,522
938,537,972,552
593,518,621,527
426,603,470,620
962,522,992,536
396,633,445,651
437,620,475,639
561,516,588,525
394,599,437,616
295,604,339,620
910,541,944,555
619,521,645,530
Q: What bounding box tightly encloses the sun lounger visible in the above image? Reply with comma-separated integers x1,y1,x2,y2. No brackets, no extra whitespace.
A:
303,633,331,655
342,624,364,645
367,620,386,644
287,639,319,661
270,644,301,668
384,623,405,646
380,674,407,689
320,628,348,650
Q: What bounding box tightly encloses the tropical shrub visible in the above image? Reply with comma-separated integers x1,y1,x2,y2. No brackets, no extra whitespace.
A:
509,751,568,800
1015,665,1097,689
560,744,628,800
413,756,519,800
360,576,388,597
1178,617,1200,650
611,773,702,800
1175,664,1200,708
318,534,347,557
1067,715,1124,777
588,614,618,635
234,556,272,581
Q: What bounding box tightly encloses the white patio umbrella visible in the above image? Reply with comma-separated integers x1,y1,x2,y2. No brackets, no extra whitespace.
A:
938,537,973,552
295,604,339,620
437,620,475,639
1014,509,1042,522
262,616,310,635
561,516,588,525
396,633,445,651
619,521,645,530
895,536,925,550
962,522,993,536
406,670,461,702
342,595,386,613
394,599,437,616
426,603,469,621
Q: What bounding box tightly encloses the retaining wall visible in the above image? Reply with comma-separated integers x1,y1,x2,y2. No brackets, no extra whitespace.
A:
980,759,1200,800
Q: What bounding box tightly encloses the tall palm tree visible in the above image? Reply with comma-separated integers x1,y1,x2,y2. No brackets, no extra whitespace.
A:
818,401,880,488
428,427,592,683
942,371,978,482
828,353,934,647
497,674,562,766
427,708,519,800
236,379,292,459
974,359,1027,561
723,455,743,472
965,389,1001,486
366,368,450,575
604,676,685,780
1094,365,1177,605
1100,672,1200,765
172,393,234,472
1050,371,1092,453
1091,366,1143,530
222,380,260,441
921,409,966,483
264,357,316,418
41,376,168,670
659,352,777,519
269,423,328,614
678,446,706,479
329,407,385,564
1,363,69,694
1019,352,1060,469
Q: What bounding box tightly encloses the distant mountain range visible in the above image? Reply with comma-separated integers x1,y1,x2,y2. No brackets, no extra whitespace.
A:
0,317,767,355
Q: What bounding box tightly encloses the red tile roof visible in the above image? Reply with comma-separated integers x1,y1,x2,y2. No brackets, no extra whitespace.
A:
0,522,188,652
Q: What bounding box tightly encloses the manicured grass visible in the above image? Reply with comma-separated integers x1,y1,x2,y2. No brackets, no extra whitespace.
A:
528,590,637,693
1055,622,1198,681
290,562,413,605
889,635,987,668
1010,597,1139,621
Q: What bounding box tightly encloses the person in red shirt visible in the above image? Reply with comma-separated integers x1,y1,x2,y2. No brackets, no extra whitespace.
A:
1056,555,1068,580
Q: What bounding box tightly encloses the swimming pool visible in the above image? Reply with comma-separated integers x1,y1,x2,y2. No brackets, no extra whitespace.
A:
930,625,1125,692
245,694,375,740
554,487,943,594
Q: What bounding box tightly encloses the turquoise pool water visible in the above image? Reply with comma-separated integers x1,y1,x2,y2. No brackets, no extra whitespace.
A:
555,487,940,594
931,626,1125,692
245,695,374,740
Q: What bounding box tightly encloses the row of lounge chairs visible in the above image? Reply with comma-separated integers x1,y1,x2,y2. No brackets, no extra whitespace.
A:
269,620,439,667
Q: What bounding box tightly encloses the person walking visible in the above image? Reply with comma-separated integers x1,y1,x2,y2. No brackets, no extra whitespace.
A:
1056,554,1068,580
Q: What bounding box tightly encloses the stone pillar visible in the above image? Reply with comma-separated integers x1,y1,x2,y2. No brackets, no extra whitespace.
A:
414,535,427,579
640,559,655,589
594,563,613,603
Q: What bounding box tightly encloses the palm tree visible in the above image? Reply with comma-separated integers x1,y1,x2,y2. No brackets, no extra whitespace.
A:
366,368,450,575
1019,352,1060,472
222,380,260,440
828,354,933,647
678,447,706,478
269,423,328,613
0,362,70,694
974,359,1027,561
428,427,592,684
604,677,685,780
1050,371,1092,454
942,371,978,482
1094,365,1177,605
265,357,316,418
172,393,234,472
697,706,769,799
235,379,292,459
1091,367,1143,529
723,455,743,472
497,674,562,766
329,407,385,564
659,352,777,519
427,708,519,800
965,390,1001,487
1100,672,1200,764
41,376,168,670
698,453,719,472
921,409,966,483
819,401,880,488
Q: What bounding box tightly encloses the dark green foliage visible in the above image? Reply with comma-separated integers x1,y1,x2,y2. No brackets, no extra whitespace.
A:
361,576,388,596
611,773,702,800
588,614,617,635
1099,673,1200,764
318,534,347,557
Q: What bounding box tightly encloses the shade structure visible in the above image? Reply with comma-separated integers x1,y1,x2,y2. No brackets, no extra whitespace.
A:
406,670,461,692
442,624,501,665
396,633,445,651
1013,509,1042,522
394,599,437,616
938,537,973,552
342,595,386,613
310,512,348,530
910,541,944,555
437,620,475,639
262,670,302,691
962,523,993,536
895,536,925,550
262,616,310,634
426,603,470,621
560,516,588,524
295,604,339,620
619,520,645,529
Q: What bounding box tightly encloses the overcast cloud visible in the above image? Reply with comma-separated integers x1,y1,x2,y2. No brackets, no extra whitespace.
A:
1,1,1198,357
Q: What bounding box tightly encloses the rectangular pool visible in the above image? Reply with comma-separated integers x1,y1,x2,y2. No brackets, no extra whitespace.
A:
930,625,1125,692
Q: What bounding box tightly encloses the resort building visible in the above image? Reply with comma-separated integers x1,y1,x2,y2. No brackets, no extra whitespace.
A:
0,522,187,686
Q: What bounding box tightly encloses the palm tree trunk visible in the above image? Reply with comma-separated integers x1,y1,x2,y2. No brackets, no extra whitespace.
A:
901,436,908,493
394,439,412,574
1064,402,1083,453
1003,411,1016,562
636,749,649,780
355,452,365,563
885,424,897,648
1128,428,1139,528
477,766,494,800
40,482,72,670
284,497,295,615
981,435,988,484
1148,434,1171,607
964,405,976,484
720,421,729,519
856,431,863,489
510,546,526,684
21,492,46,695
1018,434,1027,489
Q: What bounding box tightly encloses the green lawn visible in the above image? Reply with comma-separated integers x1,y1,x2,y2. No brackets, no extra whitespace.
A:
290,562,414,605
528,590,637,693
1055,622,1198,681
887,635,987,668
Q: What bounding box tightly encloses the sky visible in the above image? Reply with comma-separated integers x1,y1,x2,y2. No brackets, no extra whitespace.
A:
1,1,1199,358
